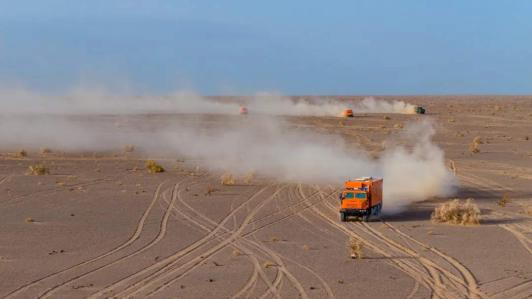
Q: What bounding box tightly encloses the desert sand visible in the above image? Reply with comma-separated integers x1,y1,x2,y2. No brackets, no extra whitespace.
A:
1,96,531,298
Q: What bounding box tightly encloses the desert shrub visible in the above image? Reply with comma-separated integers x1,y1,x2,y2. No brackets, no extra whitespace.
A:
498,193,510,207
25,217,35,223
18,150,28,158
145,160,165,173
348,237,363,259
220,172,236,185
431,199,480,225
28,164,49,175
263,261,276,268
393,123,403,129
242,171,255,184
384,115,391,120
469,137,481,153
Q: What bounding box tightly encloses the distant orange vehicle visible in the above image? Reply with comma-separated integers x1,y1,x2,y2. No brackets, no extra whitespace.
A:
339,177,383,222
239,106,248,115
342,108,354,117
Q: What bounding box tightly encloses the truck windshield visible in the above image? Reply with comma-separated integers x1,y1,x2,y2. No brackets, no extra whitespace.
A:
355,193,366,199
344,192,354,199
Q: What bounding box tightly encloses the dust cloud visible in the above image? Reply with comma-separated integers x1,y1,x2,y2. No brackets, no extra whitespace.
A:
0,89,453,213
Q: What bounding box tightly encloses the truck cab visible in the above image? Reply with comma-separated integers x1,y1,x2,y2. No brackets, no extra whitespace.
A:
339,177,383,222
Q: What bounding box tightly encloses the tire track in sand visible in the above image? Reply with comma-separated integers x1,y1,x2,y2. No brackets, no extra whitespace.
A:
87,185,276,298
297,184,446,298
38,179,186,298
4,180,169,299
318,185,484,299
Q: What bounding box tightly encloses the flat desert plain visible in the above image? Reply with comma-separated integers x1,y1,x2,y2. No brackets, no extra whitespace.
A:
1,96,531,298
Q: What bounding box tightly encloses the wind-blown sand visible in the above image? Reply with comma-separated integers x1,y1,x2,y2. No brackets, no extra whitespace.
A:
1,96,531,298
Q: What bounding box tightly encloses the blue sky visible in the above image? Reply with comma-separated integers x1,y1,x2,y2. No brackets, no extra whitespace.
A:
0,1,531,95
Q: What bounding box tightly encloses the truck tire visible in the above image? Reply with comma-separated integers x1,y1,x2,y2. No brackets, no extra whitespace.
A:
362,214,370,222
340,212,347,222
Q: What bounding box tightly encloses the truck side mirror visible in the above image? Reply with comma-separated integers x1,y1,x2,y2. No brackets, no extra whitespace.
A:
338,193,343,201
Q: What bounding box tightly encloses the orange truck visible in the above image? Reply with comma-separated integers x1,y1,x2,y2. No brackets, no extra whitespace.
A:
339,177,383,222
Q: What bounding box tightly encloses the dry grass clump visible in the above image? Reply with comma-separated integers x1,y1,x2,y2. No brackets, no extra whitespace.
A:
124,144,135,153
393,123,403,129
242,171,256,184
220,172,236,185
469,137,481,154
498,193,510,207
263,261,276,268
383,115,391,120
145,160,165,173
28,164,49,175
17,149,28,158
25,217,35,223
431,199,480,225
348,237,363,259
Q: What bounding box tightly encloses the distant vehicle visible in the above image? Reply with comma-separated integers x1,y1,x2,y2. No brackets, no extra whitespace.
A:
239,106,248,115
342,108,354,117
339,177,383,222
415,106,426,114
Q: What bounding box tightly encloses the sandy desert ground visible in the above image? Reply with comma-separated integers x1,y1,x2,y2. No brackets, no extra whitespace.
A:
1,96,531,298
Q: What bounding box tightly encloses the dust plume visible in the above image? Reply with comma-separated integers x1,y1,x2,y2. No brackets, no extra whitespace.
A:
0,89,453,213
353,97,418,114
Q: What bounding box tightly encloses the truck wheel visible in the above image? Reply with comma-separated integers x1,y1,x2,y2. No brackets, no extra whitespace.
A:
362,214,370,222
340,212,347,222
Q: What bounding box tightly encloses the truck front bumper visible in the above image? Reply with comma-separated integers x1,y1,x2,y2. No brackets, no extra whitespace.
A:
340,208,370,216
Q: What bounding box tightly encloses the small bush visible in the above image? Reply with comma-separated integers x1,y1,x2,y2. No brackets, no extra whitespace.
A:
384,115,391,120
242,171,255,184
28,164,49,175
498,193,510,207
220,172,236,185
393,123,403,129
431,199,480,225
25,217,35,223
145,160,165,173
348,237,363,259
18,150,28,158
263,261,276,268
469,137,481,154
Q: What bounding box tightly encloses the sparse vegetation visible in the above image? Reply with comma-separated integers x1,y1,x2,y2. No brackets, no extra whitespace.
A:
25,217,35,223
145,160,164,173
393,123,403,129
383,115,391,120
498,193,510,207
348,237,363,259
431,199,480,225
220,172,236,185
17,149,28,158
263,261,276,268
232,249,241,257
242,171,256,184
28,164,49,175
469,137,481,154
